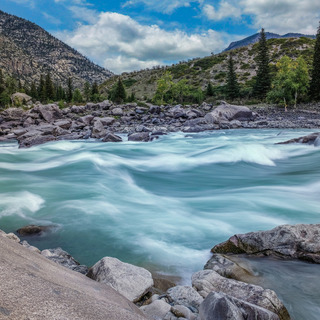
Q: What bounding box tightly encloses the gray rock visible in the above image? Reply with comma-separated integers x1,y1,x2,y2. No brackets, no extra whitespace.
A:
276,132,320,146
79,115,94,125
140,299,171,320
54,119,71,129
128,132,150,142
112,107,124,116
87,256,154,302
205,103,253,124
41,248,88,274
150,105,161,114
18,133,56,148
0,232,20,242
211,224,320,263
166,286,203,311
199,291,280,320
17,225,52,236
102,133,122,142
20,240,41,253
1,107,25,121
37,104,62,122
11,92,32,106
171,305,196,320
100,117,116,126
192,270,289,320
91,119,107,138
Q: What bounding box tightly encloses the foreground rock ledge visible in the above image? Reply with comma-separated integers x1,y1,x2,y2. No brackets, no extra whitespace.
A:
0,234,146,320
212,224,320,263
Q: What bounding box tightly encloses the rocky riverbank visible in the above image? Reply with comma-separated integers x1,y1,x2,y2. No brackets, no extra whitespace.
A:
2,223,320,319
1,101,320,148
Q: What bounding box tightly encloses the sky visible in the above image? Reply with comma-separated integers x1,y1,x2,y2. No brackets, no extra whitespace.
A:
1,0,319,74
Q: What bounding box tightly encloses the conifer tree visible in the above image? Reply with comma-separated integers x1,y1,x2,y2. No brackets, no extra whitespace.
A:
83,81,91,102
0,69,4,95
226,54,239,100
38,75,46,102
45,72,55,101
30,81,38,100
67,77,73,102
111,77,126,103
72,88,83,103
206,82,214,97
309,22,320,101
253,28,271,99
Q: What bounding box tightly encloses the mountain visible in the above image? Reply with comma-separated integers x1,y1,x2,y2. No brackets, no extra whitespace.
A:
101,37,315,100
224,32,316,51
0,10,113,87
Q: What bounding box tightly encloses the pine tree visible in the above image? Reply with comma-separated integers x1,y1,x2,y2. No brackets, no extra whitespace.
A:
45,72,55,101
83,81,91,102
226,54,239,100
0,69,4,95
253,28,271,99
309,22,320,101
67,77,73,102
72,88,83,103
206,82,214,97
30,81,38,100
111,77,126,103
38,75,46,102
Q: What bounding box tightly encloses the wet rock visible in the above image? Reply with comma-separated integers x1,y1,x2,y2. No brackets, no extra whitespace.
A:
276,132,320,146
18,133,56,148
211,224,320,263
41,247,88,274
128,132,150,142
102,133,122,142
166,286,203,311
192,270,290,320
87,256,154,302
199,291,280,320
140,299,171,320
91,119,107,138
17,225,51,236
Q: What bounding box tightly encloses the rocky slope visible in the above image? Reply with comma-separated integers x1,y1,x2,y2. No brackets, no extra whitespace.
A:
101,37,315,100
0,10,113,88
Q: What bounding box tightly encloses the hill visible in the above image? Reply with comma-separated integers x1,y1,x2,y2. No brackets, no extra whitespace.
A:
101,37,315,101
224,32,316,51
0,10,113,88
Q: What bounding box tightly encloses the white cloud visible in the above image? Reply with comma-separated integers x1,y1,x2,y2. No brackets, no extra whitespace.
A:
122,0,202,14
67,6,98,24
56,11,229,74
203,2,241,21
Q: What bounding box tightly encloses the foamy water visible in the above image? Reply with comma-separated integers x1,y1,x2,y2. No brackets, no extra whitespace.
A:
0,129,320,319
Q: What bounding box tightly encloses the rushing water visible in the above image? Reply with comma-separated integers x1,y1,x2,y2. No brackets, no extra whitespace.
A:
1,129,320,319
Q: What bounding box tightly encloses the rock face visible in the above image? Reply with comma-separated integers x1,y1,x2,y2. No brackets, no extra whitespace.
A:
192,270,290,320
211,224,320,263
41,248,88,275
205,102,253,124
87,257,154,302
0,232,146,320
199,291,280,320
276,132,320,146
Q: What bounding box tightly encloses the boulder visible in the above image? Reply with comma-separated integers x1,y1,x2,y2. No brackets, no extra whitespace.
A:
87,257,154,302
140,299,171,320
112,107,124,116
17,225,52,236
0,232,147,320
171,305,196,320
11,92,32,106
204,253,255,283
20,240,41,253
37,104,62,122
149,105,161,114
1,107,25,121
166,286,203,312
99,117,116,126
101,133,122,142
192,270,289,320
41,248,88,274
128,132,150,142
91,119,107,138
276,132,320,146
199,291,280,320
18,133,56,148
79,115,94,126
211,224,320,263
205,102,253,124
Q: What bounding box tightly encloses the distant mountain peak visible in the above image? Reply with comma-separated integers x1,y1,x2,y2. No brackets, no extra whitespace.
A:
0,10,113,87
224,32,316,52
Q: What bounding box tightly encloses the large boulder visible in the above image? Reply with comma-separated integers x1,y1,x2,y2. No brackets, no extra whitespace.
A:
17,225,52,236
192,270,290,320
87,257,154,302
140,299,171,320
91,119,107,138
11,92,32,106
0,232,147,320
199,291,280,320
36,104,62,123
0,107,25,121
128,132,150,142
101,133,122,142
276,132,320,146
211,224,320,263
205,102,253,124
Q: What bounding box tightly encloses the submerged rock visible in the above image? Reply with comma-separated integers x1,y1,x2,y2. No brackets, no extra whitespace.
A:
211,224,320,263
276,132,320,146
102,132,122,142
17,225,52,236
87,256,154,302
128,132,150,142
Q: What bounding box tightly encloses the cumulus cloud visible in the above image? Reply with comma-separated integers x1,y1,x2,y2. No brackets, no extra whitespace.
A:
240,0,320,34
56,11,229,74
203,2,241,21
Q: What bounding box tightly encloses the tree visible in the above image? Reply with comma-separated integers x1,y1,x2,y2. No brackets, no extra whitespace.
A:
226,54,239,100
67,77,73,102
38,75,46,102
206,82,214,97
253,28,271,99
110,77,126,103
309,21,320,101
267,56,309,110
45,72,55,101
153,71,173,104
171,79,191,104
30,81,38,100
72,88,83,103
83,81,91,102
0,69,5,95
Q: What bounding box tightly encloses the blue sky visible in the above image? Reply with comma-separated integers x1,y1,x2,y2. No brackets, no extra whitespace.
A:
1,0,319,74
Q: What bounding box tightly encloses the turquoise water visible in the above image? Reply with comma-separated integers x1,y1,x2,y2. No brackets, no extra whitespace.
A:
0,129,320,317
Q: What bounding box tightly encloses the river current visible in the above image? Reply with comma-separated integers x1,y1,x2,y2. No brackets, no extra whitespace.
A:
1,129,320,319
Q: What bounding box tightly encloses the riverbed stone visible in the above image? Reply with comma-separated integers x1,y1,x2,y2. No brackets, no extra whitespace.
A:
192,270,289,320
128,132,150,142
211,224,320,263
276,132,320,146
166,286,203,311
101,132,122,142
140,299,171,320
91,119,107,138
199,291,280,320
87,256,154,302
